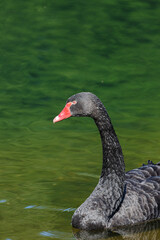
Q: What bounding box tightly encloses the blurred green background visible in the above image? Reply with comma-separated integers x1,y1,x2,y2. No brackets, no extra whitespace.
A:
0,0,160,239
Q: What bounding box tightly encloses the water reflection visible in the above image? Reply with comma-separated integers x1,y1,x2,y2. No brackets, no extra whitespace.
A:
73,220,160,240
39,230,75,239
24,204,75,212
40,231,56,237
73,229,118,240
0,0,160,239
0,199,7,203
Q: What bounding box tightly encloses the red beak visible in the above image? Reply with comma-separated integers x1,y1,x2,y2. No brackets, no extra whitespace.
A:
53,102,73,123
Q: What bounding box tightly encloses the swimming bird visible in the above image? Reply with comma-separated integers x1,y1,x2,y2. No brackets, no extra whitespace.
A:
53,92,160,230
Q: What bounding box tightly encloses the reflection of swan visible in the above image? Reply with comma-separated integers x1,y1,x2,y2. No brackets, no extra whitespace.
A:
54,92,160,231
73,220,160,240
115,220,160,240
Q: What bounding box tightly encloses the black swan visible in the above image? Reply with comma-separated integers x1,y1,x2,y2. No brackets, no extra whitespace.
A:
53,92,160,231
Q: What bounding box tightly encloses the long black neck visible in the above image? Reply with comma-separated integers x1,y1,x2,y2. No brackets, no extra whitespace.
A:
93,103,125,218
94,109,125,179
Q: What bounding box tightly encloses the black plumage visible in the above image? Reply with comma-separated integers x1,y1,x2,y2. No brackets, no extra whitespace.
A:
54,92,160,231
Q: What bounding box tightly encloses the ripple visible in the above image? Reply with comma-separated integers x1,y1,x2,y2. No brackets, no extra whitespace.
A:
62,207,75,212
0,199,7,203
24,205,37,209
77,172,99,178
40,231,55,237
24,205,75,212
39,230,74,239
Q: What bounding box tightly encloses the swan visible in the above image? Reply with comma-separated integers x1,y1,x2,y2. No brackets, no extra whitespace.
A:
53,92,160,231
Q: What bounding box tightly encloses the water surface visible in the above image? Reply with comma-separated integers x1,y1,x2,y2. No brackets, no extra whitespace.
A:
0,1,160,239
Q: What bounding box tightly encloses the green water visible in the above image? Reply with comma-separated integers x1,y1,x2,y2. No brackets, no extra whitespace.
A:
0,0,160,239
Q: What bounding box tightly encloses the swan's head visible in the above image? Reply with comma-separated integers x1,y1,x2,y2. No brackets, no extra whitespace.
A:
53,92,100,123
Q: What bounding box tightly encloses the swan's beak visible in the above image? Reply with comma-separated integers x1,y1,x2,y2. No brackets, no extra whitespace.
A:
53,102,72,123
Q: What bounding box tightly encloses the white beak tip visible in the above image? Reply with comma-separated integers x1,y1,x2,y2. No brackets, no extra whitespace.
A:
53,116,60,123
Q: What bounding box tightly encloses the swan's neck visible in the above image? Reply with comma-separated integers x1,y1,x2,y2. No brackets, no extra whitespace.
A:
94,111,125,179
93,106,125,218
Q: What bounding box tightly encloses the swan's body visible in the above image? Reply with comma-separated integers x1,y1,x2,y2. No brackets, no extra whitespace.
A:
110,162,160,228
53,92,160,230
71,162,160,230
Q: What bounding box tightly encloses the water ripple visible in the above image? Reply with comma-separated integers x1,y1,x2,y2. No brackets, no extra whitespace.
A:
39,230,74,239
40,231,55,237
0,199,7,203
77,172,99,178
24,205,76,212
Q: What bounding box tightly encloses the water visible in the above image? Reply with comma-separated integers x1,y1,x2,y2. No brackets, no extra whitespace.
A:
0,0,160,239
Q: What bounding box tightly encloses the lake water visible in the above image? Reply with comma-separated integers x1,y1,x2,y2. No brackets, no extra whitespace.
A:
0,1,160,239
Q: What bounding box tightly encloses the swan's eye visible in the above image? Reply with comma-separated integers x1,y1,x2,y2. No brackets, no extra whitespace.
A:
72,101,77,105
65,101,77,108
